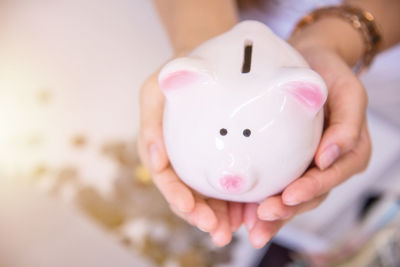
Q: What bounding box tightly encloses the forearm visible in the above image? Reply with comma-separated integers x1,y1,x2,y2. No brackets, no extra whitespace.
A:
153,0,238,55
290,0,400,67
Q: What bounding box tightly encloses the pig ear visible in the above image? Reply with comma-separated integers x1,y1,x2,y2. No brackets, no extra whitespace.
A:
280,68,328,116
158,57,214,99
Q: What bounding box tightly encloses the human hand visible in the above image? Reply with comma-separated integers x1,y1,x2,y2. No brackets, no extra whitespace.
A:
138,71,243,247
244,38,372,249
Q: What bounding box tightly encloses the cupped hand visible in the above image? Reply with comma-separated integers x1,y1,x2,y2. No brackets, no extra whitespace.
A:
246,43,372,248
138,35,372,249
138,71,244,247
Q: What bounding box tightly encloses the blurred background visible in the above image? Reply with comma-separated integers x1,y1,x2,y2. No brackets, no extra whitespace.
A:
0,1,400,266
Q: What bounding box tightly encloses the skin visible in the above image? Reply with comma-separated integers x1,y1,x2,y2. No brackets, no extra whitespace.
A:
138,0,400,248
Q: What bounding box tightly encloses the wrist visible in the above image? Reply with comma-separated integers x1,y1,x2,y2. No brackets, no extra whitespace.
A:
289,17,364,67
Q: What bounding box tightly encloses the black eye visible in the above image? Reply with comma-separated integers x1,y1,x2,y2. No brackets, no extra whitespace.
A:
243,129,251,137
220,128,228,136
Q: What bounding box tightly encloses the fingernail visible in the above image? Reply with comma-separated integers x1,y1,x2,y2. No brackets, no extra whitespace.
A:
197,225,209,232
178,205,192,213
245,218,256,231
176,202,191,214
149,144,161,171
260,213,280,221
252,235,270,249
318,144,340,170
197,216,214,232
283,192,302,206
212,231,229,247
283,197,301,206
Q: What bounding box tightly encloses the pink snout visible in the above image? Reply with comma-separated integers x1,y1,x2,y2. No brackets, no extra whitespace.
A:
219,175,245,194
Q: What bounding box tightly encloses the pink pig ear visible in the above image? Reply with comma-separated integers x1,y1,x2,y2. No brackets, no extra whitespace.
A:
158,57,214,98
285,81,325,110
281,68,328,116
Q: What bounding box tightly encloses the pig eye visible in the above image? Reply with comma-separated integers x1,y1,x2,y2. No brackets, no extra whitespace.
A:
220,128,228,136
243,129,251,137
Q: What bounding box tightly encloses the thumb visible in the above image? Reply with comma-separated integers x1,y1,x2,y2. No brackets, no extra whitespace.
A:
138,73,169,173
315,78,367,170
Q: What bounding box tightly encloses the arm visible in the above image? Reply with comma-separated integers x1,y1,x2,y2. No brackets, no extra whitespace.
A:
154,0,238,54
290,0,400,66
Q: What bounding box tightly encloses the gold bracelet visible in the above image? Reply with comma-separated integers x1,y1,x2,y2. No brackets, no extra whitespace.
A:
293,5,382,74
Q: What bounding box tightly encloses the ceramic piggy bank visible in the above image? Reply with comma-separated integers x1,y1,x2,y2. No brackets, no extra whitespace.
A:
159,21,327,202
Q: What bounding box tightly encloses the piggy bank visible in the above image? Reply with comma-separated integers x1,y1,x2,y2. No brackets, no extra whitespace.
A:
158,21,327,202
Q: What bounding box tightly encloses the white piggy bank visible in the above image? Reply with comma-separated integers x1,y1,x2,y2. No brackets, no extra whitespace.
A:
159,21,327,202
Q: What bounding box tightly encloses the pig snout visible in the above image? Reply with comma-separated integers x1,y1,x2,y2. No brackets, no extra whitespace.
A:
219,175,245,194
210,151,255,195
216,172,255,195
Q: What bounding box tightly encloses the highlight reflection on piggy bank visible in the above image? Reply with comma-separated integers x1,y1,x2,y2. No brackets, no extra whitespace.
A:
159,21,327,202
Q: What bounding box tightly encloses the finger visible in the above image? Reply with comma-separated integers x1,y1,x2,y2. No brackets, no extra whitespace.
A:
152,167,195,213
249,219,286,249
315,77,368,170
169,204,196,226
228,202,243,232
191,194,218,233
169,196,219,234
283,123,371,206
250,194,329,248
257,195,295,221
138,74,169,173
244,203,259,231
209,199,232,247
292,193,329,216
258,193,329,221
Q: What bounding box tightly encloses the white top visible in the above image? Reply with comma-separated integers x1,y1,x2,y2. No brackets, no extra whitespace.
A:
240,0,342,39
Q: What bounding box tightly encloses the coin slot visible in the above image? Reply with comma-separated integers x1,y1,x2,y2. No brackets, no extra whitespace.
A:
241,40,253,74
